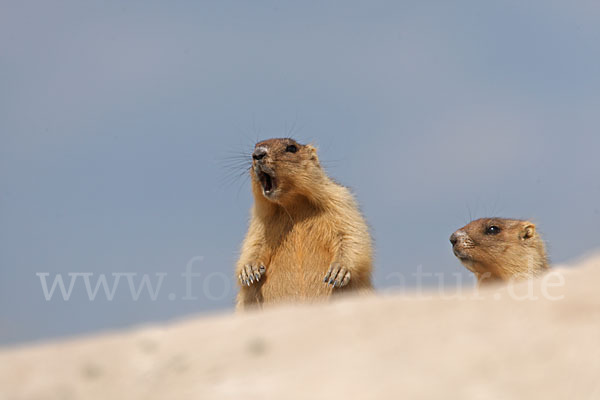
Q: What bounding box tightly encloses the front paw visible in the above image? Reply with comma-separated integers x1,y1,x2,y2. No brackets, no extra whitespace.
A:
323,262,351,288
238,262,266,287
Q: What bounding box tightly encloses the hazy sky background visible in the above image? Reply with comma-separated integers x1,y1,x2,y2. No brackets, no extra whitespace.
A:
1,0,599,346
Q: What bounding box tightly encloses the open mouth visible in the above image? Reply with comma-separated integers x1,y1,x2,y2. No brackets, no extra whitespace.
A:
257,169,276,196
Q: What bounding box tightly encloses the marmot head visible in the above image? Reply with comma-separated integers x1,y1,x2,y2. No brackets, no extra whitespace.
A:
450,218,549,282
250,138,321,203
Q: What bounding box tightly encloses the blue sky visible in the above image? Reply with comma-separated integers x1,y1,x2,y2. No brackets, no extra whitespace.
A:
1,0,599,345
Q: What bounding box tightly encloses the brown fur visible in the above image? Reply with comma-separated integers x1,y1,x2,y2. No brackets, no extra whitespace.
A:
450,218,549,285
235,138,373,310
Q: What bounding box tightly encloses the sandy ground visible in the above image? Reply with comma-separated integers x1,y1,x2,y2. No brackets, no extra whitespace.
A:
1,253,599,400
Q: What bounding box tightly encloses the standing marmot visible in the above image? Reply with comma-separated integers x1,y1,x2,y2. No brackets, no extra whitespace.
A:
235,138,373,309
450,218,549,285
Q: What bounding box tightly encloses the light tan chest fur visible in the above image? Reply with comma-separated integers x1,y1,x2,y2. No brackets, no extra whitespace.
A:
258,215,336,301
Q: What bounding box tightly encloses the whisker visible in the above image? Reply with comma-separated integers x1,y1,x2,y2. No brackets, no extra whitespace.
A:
220,167,252,189
217,139,254,191
234,173,251,200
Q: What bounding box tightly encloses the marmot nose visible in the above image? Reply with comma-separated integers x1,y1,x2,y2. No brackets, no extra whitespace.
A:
450,231,467,246
450,232,459,246
252,147,267,161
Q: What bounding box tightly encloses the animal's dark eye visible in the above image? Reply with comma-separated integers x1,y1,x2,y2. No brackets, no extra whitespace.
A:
285,144,298,153
486,225,501,235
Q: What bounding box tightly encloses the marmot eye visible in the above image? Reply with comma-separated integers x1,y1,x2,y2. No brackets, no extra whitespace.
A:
486,225,501,235
285,144,298,153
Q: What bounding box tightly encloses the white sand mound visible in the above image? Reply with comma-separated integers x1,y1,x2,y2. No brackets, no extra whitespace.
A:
1,253,599,400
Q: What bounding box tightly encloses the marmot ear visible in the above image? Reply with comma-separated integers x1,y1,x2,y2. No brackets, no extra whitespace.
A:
521,223,536,240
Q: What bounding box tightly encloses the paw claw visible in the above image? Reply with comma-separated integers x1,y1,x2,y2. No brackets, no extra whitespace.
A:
324,263,351,288
341,272,351,287
238,262,266,287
